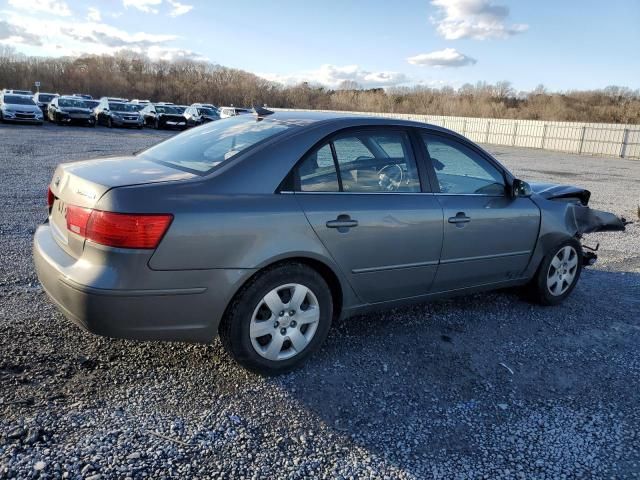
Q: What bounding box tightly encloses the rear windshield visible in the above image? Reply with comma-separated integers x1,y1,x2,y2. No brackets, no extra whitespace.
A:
109,102,137,112
3,95,35,105
139,116,292,174
59,98,87,108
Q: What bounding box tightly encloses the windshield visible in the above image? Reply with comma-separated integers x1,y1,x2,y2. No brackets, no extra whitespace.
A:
109,102,137,112
4,95,35,105
128,104,145,111
198,108,218,116
38,94,56,102
85,100,99,108
59,98,87,108
155,105,180,114
140,116,292,173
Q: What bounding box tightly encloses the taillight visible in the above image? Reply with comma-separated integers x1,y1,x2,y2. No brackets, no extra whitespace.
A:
65,206,173,249
66,205,92,236
47,187,55,208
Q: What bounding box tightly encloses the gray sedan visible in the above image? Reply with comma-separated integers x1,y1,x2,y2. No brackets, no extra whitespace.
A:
33,111,626,374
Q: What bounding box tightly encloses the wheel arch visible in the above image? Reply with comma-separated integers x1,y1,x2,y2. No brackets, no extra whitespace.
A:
219,254,347,333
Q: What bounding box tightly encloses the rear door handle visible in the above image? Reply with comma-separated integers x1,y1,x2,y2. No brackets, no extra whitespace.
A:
448,212,471,225
326,214,358,231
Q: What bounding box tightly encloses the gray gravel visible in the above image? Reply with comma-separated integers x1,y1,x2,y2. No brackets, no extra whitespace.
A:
1,122,639,479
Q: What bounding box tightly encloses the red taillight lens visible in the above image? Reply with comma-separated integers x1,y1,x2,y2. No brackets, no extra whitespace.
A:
47,187,55,208
65,207,173,249
85,211,173,249
66,205,92,236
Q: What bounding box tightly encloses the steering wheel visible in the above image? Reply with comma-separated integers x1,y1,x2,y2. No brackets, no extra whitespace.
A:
378,164,404,191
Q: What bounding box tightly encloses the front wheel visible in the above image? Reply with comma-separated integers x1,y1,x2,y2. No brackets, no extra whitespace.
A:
528,239,583,305
220,263,333,375
107,117,113,128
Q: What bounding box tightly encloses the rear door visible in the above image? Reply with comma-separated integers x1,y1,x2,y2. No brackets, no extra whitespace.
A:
292,127,443,304
419,131,540,292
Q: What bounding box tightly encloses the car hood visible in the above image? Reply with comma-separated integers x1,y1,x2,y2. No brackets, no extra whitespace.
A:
4,103,40,113
529,182,591,206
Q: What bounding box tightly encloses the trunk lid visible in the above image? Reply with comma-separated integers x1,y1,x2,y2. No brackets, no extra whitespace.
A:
48,156,195,257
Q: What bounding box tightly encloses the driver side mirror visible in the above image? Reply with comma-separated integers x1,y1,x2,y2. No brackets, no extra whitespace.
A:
511,179,532,198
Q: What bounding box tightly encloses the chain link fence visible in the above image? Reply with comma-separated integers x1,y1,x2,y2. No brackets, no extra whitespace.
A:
274,109,640,160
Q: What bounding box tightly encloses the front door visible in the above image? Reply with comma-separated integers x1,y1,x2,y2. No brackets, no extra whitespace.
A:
420,132,540,292
294,128,443,304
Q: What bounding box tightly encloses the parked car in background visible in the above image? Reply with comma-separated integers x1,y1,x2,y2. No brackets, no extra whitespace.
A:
47,96,95,126
173,105,188,114
94,98,143,128
2,89,33,96
73,94,93,100
33,92,59,117
32,111,627,373
184,103,220,126
219,106,252,118
140,103,187,130
0,93,43,124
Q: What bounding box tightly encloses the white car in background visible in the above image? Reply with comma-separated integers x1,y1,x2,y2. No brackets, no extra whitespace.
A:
0,93,43,125
218,106,252,119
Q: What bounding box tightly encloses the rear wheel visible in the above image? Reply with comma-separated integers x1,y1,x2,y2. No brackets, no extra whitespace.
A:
528,239,582,305
220,263,333,375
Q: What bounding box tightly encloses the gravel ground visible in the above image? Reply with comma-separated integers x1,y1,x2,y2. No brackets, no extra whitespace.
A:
1,122,639,479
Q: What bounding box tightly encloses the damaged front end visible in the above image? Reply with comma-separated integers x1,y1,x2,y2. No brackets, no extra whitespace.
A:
529,182,628,266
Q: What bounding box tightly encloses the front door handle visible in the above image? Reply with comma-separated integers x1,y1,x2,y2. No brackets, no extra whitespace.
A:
448,212,471,226
326,214,358,231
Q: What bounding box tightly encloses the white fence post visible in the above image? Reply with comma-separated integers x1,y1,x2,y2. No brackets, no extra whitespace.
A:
485,120,490,144
578,126,586,154
512,123,518,146
620,128,629,158
541,124,548,149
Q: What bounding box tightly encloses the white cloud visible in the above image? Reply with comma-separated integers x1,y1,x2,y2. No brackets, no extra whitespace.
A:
167,0,193,16
430,0,528,40
407,48,476,67
87,7,101,22
0,11,208,61
7,0,71,16
122,0,162,14
261,64,410,89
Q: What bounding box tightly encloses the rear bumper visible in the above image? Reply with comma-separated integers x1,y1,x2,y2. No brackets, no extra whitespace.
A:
33,223,253,343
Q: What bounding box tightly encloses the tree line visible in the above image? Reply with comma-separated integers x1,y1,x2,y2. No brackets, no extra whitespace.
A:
1,47,638,124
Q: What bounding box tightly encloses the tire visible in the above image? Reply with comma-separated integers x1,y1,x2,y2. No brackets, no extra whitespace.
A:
220,263,333,375
107,118,113,128
528,238,583,306
154,119,160,130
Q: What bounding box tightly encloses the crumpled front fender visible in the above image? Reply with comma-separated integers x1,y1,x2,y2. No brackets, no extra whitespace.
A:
568,204,627,234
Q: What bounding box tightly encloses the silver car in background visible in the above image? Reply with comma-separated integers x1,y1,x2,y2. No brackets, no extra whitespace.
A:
33,111,626,374
0,93,44,124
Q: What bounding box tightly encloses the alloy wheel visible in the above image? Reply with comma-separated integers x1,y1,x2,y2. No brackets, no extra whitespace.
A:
546,245,578,296
249,283,320,361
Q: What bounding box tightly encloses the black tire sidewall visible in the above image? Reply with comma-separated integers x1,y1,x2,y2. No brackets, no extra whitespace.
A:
534,238,583,305
221,264,333,375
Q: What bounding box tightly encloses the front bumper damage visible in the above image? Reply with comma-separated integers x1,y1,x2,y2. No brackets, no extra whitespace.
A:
530,182,629,266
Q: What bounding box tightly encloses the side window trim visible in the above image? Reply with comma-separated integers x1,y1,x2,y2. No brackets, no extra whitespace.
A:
420,130,508,196
293,126,426,194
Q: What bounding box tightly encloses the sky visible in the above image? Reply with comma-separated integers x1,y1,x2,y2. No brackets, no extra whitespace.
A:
0,0,639,91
